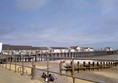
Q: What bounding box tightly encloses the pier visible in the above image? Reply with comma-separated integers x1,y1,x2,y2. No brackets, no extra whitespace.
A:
0,50,117,62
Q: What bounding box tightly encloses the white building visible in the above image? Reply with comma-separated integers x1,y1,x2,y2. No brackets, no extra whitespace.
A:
2,44,49,55
81,47,94,52
50,47,69,53
0,42,2,53
104,47,113,51
70,46,81,52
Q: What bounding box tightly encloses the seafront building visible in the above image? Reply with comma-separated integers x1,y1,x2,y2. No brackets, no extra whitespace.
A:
0,43,114,55
70,46,81,52
1,44,49,55
69,46,94,52
50,47,69,53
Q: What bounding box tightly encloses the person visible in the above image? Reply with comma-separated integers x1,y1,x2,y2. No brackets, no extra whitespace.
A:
48,74,55,83
41,72,47,80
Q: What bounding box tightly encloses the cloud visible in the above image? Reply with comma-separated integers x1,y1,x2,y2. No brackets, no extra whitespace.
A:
16,0,49,11
0,20,16,35
100,0,118,14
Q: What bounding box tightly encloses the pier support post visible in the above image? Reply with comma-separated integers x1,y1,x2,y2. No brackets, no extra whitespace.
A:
88,62,91,71
92,62,95,71
21,55,24,75
77,62,80,72
14,55,17,72
9,56,12,70
96,62,99,70
5,55,7,69
100,62,102,69
103,62,105,69
83,62,86,71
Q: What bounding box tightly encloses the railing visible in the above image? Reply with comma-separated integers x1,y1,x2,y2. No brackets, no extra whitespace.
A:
0,56,118,83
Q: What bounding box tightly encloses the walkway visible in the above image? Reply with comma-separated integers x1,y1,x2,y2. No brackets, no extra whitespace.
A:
0,67,42,83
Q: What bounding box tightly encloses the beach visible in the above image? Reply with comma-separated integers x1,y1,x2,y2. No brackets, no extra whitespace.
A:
1,59,118,83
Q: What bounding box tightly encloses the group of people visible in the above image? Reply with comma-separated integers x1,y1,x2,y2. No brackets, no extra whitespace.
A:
41,72,55,83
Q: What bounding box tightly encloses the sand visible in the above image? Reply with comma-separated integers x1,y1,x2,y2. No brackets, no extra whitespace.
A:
0,67,42,83
1,60,118,83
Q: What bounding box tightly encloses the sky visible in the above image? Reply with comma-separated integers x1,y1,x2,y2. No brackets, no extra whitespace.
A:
0,0,118,49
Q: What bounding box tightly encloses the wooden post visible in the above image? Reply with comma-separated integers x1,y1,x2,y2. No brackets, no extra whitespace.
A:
92,62,95,71
109,62,111,67
59,61,62,74
21,55,24,75
2,55,3,67
9,56,11,70
96,62,99,70
110,62,112,67
83,61,86,71
35,54,37,62
77,61,80,72
88,62,91,71
47,55,49,83
1,55,3,67
5,55,7,69
31,65,35,79
14,55,17,72
100,62,102,69
103,62,105,69
72,57,75,83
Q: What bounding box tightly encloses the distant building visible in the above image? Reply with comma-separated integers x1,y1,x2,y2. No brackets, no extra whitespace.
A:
50,47,69,53
70,46,81,52
37,47,49,53
2,44,49,55
81,47,94,52
104,47,113,51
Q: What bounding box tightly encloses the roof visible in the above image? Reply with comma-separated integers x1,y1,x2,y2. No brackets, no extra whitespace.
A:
2,44,49,50
50,47,68,49
70,46,79,49
81,47,94,49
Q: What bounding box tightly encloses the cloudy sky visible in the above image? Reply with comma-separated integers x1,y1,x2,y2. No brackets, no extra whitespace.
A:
0,0,118,49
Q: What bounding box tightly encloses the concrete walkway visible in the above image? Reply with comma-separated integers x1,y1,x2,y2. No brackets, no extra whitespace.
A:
0,67,42,83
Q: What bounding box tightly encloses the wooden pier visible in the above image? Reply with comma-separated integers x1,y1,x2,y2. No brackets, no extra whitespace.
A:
0,50,118,63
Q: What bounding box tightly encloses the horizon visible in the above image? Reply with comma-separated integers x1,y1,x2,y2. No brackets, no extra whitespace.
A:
0,0,118,49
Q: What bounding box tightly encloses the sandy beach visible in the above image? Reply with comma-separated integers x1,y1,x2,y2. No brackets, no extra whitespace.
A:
1,58,118,83
0,67,42,83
